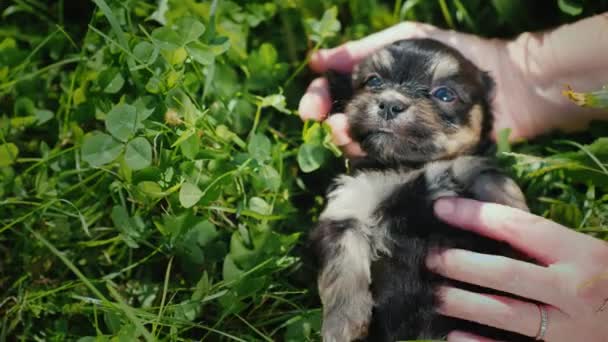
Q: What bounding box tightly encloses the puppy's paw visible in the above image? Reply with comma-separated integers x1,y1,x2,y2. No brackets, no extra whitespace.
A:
451,156,529,211
320,279,374,342
450,156,497,185
322,306,371,342
469,172,529,211
424,157,494,200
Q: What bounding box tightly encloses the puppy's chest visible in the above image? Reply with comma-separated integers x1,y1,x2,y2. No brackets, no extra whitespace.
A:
320,170,421,225
320,161,463,225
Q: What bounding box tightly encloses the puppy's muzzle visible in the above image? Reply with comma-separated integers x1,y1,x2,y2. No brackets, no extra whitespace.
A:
378,100,407,120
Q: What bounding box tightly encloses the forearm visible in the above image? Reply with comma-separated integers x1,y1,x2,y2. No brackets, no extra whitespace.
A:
505,13,608,138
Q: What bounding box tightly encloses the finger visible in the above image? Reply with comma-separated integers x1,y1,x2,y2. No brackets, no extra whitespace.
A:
324,114,366,157
342,141,366,158
427,249,567,308
310,22,441,73
448,331,498,342
325,114,352,146
438,286,567,340
433,198,603,264
298,77,332,121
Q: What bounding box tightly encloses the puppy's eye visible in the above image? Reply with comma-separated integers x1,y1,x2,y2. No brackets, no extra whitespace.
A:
431,87,457,102
365,75,383,88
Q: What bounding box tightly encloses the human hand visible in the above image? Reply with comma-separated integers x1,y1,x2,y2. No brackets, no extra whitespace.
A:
427,197,608,342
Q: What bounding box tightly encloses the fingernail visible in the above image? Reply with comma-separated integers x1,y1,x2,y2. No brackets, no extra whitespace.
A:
435,198,455,217
325,114,351,146
449,331,482,342
297,94,318,121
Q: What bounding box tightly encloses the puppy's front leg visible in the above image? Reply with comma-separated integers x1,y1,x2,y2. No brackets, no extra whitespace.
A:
311,218,374,342
451,156,529,211
425,156,529,211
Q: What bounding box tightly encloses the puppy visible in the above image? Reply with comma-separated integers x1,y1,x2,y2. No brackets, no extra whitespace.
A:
310,39,532,342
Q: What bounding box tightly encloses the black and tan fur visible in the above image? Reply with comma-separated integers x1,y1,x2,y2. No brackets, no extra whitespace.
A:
310,39,533,342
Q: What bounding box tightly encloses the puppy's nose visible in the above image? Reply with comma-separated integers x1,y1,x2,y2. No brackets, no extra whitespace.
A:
378,100,406,120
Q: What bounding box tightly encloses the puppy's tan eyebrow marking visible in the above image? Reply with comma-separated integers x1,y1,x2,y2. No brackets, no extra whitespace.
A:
372,49,395,71
432,54,460,80
439,103,484,157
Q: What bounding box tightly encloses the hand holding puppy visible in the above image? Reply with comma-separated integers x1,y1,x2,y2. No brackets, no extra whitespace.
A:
430,198,608,342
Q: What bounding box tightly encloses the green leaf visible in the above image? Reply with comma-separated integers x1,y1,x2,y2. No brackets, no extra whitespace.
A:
172,300,199,322
179,182,203,208
557,0,583,16
208,36,231,56
297,143,326,173
259,94,290,114
303,122,325,145
185,41,214,65
133,41,157,65
137,181,165,199
305,6,341,43
174,220,218,266
175,17,205,43
322,122,343,157
125,137,152,170
111,205,141,248
152,17,205,51
258,164,280,191
98,68,125,94
34,109,53,125
243,3,277,27
249,197,271,215
116,323,140,341
0,143,19,167
246,43,288,90
132,96,156,121
81,132,122,167
248,133,271,162
148,0,168,24
105,104,138,142
496,128,512,154
180,132,200,160
151,27,182,50
222,255,244,283
14,97,35,116
190,220,218,247
103,311,122,334
284,312,322,342
145,75,164,94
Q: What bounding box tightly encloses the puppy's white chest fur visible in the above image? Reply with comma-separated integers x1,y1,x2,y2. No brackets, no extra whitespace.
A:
320,170,419,224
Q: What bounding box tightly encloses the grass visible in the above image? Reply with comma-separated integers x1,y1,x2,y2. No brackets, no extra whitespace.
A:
0,0,607,341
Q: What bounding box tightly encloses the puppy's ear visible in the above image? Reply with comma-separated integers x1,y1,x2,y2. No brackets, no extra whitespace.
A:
325,70,353,113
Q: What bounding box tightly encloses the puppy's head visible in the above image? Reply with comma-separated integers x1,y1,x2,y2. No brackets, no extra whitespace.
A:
336,39,494,166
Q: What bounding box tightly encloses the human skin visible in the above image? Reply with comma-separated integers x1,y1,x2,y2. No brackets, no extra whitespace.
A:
430,198,608,342
298,14,608,341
